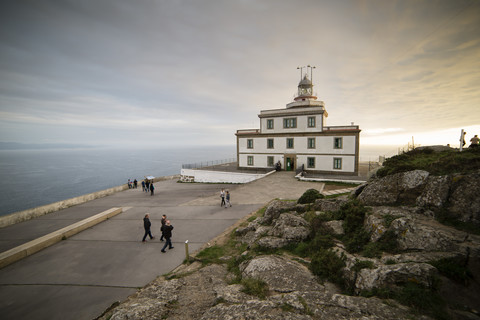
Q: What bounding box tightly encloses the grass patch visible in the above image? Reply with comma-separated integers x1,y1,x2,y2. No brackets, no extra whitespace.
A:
377,147,480,177
240,278,269,299
196,245,225,265
321,181,361,187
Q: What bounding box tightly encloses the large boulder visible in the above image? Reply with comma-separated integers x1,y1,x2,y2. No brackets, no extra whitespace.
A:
416,175,451,208
390,217,469,252
240,255,323,293
314,198,348,212
447,172,480,223
354,263,438,293
270,213,310,242
260,200,297,225
358,170,430,206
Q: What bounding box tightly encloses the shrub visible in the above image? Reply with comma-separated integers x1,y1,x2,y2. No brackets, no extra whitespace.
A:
352,259,375,272
298,188,324,204
429,257,473,284
344,229,371,253
341,200,368,234
396,282,448,320
310,249,345,285
361,242,382,258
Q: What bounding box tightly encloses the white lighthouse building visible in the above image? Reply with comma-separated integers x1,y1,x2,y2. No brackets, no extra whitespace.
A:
236,66,360,175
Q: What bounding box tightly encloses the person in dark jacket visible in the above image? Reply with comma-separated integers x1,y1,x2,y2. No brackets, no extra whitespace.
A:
161,220,174,252
150,183,155,196
142,214,155,242
159,214,167,241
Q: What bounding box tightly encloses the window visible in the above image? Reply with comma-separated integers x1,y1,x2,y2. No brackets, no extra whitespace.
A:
283,118,297,128
247,156,254,166
267,156,274,167
286,138,294,149
334,137,343,149
307,157,315,168
333,158,342,169
308,117,316,128
307,138,315,149
267,138,274,149
247,139,254,149
267,119,274,129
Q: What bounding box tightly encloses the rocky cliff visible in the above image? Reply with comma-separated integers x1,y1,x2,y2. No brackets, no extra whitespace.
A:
97,169,480,320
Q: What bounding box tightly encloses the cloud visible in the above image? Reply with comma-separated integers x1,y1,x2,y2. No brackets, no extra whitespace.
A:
0,0,479,149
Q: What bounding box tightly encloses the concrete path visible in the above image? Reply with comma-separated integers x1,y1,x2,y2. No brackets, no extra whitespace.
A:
0,171,347,320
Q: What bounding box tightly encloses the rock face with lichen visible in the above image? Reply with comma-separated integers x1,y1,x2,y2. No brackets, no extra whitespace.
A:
97,170,480,320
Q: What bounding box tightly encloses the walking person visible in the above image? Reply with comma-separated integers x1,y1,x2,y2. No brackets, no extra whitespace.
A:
225,190,232,208
141,180,145,192
134,179,138,188
145,180,150,193
150,182,155,196
142,214,155,242
160,214,167,241
220,189,226,207
161,220,174,252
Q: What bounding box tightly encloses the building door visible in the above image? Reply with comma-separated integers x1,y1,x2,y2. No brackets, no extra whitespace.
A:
285,155,295,171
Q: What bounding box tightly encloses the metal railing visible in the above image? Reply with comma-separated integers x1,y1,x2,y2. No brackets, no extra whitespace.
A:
182,158,236,169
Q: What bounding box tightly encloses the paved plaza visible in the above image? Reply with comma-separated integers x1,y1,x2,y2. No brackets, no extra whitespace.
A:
0,171,359,320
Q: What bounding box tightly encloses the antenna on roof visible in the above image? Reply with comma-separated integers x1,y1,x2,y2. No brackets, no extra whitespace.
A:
297,66,305,80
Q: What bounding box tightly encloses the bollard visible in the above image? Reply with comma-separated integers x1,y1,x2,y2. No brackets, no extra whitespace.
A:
185,240,189,264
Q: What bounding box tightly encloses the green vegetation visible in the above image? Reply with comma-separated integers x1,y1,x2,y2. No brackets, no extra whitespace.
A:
352,259,375,272
360,281,448,320
192,195,453,320
435,209,480,235
377,147,480,177
310,249,346,285
429,257,473,284
240,278,269,299
297,188,324,204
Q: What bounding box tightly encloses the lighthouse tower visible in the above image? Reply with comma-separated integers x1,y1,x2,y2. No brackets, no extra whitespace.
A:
294,65,317,101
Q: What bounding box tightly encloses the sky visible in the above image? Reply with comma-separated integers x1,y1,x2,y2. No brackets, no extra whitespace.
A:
0,0,479,157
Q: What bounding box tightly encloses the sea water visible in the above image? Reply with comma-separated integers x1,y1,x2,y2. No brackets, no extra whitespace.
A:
0,146,236,216
0,144,396,217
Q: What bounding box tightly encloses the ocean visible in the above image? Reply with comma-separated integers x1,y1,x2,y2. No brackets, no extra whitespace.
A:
0,146,236,216
0,144,396,217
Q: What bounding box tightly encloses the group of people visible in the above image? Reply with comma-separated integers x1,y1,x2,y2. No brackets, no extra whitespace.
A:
220,188,232,208
140,179,155,195
127,179,138,189
141,188,235,253
142,214,174,252
462,133,479,148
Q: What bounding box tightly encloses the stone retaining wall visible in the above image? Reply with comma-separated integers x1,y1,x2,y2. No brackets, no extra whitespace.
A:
0,175,179,228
